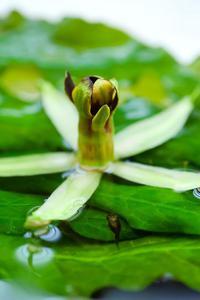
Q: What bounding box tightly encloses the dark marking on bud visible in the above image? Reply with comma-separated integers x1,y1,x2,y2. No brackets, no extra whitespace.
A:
88,76,100,84
64,72,75,101
107,213,121,246
110,89,119,112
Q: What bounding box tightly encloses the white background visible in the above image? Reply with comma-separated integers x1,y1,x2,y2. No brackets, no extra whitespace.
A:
0,0,200,64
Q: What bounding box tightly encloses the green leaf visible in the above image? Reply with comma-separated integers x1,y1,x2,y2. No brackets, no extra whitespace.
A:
1,12,197,89
52,18,131,50
0,190,42,235
2,234,200,296
0,88,63,152
0,11,25,33
91,178,200,235
70,207,140,241
0,64,41,102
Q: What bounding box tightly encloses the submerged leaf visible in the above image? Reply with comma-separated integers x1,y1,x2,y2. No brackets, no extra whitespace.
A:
2,234,200,296
91,178,200,235
70,207,140,241
0,190,42,234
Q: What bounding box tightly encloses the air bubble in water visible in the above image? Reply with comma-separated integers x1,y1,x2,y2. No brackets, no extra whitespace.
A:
26,206,41,217
15,244,53,266
193,188,200,199
34,225,62,243
62,167,77,179
67,205,85,222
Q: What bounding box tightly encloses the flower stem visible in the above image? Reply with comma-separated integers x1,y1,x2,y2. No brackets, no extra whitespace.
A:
78,117,114,169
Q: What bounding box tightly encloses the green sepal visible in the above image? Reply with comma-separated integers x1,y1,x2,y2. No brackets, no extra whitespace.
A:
72,82,92,118
92,104,110,131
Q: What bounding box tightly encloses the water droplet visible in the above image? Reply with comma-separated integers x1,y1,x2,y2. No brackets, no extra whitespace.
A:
15,244,53,266
62,167,77,179
34,225,62,243
24,231,32,239
193,188,200,199
67,205,85,222
26,206,41,217
62,139,74,150
104,162,114,174
162,272,174,282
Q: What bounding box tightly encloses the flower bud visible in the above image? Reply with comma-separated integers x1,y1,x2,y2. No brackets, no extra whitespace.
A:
64,73,119,169
65,74,119,123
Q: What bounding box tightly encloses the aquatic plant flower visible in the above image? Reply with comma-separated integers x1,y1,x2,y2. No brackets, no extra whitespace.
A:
0,74,199,229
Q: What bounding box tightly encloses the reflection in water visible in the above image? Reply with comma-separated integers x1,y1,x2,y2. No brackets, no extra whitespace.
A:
193,188,200,199
0,280,65,300
25,225,62,243
35,225,62,243
15,244,54,266
26,206,41,218
62,167,77,179
67,205,86,222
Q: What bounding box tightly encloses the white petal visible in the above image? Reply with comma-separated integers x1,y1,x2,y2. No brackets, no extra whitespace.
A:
41,81,79,150
111,161,200,191
114,97,193,159
0,152,76,176
26,170,101,227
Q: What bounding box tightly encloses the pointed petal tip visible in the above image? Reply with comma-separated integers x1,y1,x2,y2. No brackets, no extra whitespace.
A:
24,215,50,230
64,71,75,101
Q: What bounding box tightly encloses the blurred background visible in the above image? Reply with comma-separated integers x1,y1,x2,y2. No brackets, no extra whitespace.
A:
0,0,200,64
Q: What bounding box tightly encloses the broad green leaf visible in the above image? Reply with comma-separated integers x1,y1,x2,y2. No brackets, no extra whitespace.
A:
0,88,63,152
53,18,131,50
41,81,78,150
111,161,200,191
1,11,197,92
70,207,140,241
0,152,76,176
26,170,102,228
2,171,200,236
114,96,193,159
0,173,60,195
0,11,24,33
132,71,167,105
91,178,200,235
0,188,136,241
0,65,41,102
0,190,42,234
2,234,200,296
